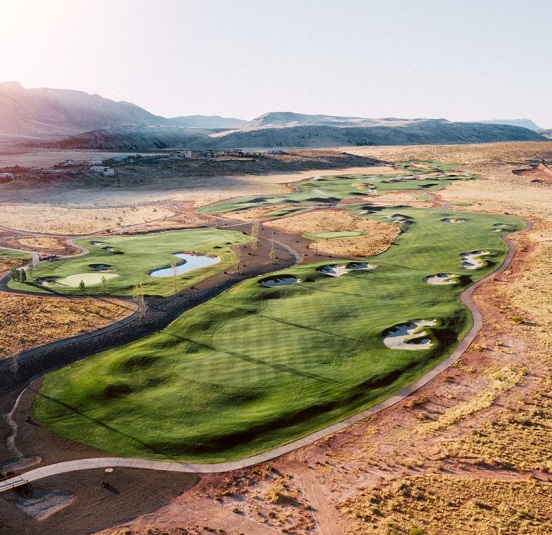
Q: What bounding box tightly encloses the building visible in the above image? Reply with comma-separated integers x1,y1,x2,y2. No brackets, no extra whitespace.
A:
90,166,115,176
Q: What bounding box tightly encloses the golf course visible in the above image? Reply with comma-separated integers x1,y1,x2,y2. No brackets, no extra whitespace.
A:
32,200,524,462
199,161,477,215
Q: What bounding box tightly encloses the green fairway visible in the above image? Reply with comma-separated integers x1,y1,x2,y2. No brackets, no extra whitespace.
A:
199,161,477,215
9,228,250,297
305,230,364,240
0,248,32,261
33,206,523,462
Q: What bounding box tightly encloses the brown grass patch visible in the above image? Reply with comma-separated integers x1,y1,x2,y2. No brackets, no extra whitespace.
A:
340,475,552,534
0,257,27,271
265,209,400,257
0,293,133,359
0,205,175,235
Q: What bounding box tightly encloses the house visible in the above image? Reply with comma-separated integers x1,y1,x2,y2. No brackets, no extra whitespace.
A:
90,166,115,176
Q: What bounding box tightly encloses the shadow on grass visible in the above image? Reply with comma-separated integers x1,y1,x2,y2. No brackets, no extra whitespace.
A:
29,386,178,461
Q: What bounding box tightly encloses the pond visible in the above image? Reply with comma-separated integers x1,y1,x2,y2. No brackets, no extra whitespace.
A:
149,253,220,278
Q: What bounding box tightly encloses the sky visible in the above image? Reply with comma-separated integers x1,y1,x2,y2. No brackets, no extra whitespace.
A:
1,0,551,127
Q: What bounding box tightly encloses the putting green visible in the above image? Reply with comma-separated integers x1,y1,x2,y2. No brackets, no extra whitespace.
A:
34,206,524,462
306,230,364,239
57,273,119,287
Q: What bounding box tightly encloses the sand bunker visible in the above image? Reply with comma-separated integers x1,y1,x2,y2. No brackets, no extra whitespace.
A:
425,273,459,285
88,263,112,271
57,273,119,287
102,246,124,254
149,253,220,277
441,217,466,223
492,223,510,233
461,250,490,270
383,319,437,350
385,214,415,225
11,488,76,520
259,275,301,287
317,262,376,277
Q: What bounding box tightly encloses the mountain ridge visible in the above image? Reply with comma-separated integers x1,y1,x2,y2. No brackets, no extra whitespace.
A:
1,82,546,149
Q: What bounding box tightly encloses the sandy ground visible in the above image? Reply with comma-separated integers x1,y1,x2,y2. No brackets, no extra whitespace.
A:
0,293,133,359
0,204,176,235
264,208,400,258
1,142,552,534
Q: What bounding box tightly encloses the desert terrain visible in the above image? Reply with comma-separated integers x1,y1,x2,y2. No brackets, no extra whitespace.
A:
0,141,551,534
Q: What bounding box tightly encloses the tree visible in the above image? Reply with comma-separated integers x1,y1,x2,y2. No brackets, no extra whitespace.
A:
10,268,20,282
132,282,148,320
250,221,260,254
234,247,242,274
79,279,85,294
101,275,108,294
20,269,27,283
269,237,277,264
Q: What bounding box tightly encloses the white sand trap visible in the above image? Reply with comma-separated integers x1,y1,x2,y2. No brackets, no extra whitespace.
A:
13,488,75,520
425,273,459,285
57,273,119,287
461,251,490,270
384,319,437,350
319,264,350,277
260,275,301,287
318,263,375,277
441,217,466,223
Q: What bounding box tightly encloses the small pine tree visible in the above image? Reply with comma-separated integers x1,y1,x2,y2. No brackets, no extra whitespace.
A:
79,279,85,293
10,268,20,282
20,269,27,283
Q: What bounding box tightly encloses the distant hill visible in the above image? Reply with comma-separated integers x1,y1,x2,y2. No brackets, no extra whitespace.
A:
0,81,167,138
2,83,545,149
476,119,543,131
167,115,246,129
229,111,412,131
0,82,244,139
50,126,210,151
50,119,545,151
206,117,544,149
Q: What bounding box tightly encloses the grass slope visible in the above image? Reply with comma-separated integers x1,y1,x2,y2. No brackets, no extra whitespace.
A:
9,228,250,297
33,207,523,462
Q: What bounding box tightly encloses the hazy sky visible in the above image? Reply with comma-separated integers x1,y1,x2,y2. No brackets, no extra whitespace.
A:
1,0,551,127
